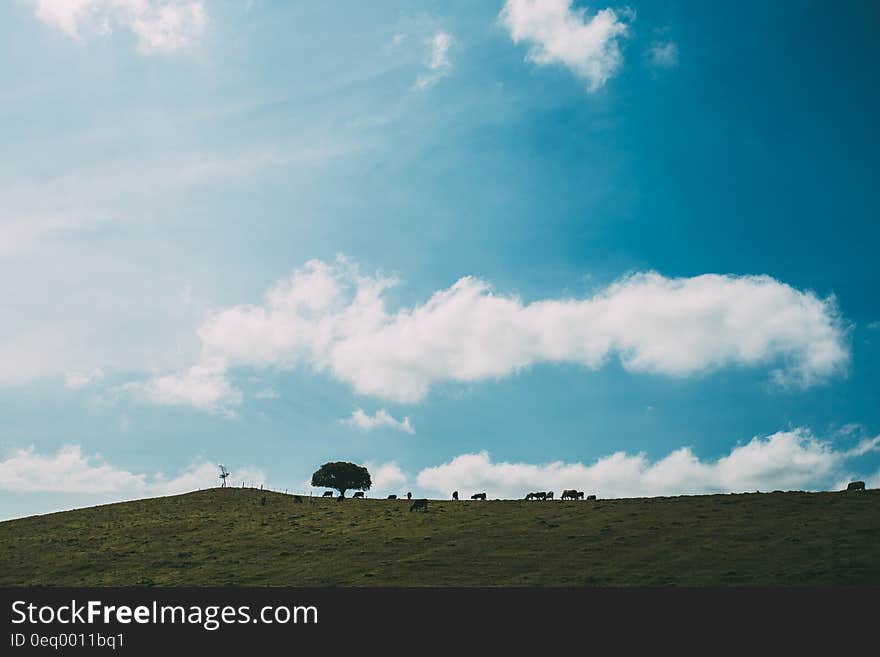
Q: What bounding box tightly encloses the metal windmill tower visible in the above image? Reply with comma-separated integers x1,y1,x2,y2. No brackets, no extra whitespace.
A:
218,464,230,488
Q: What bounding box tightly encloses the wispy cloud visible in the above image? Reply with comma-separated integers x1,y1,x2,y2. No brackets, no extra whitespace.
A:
415,31,454,90
0,214,104,257
64,368,105,390
344,408,415,434
253,388,279,400
499,0,633,91
648,40,679,70
0,139,354,259
30,0,207,55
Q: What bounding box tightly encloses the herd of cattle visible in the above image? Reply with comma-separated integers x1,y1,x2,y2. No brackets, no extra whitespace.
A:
315,489,600,502
292,481,869,512
320,482,872,501
308,488,602,512
526,490,598,500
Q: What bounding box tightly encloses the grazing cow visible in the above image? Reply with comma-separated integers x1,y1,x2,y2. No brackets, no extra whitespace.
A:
471,493,487,500
531,492,547,500
353,491,365,499
407,492,412,500
525,492,537,500
561,489,584,500
322,491,334,498
452,491,459,500
847,481,866,492
586,494,597,500
293,495,303,503
410,499,428,512
545,492,554,500
387,494,398,500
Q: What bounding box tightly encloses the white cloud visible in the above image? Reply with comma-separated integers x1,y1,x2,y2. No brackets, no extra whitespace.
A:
499,0,632,91
30,0,207,54
117,358,242,416
365,460,409,497
648,40,679,69
0,100,375,395
344,408,415,434
135,256,849,412
0,445,265,495
0,445,145,493
64,368,105,390
415,31,454,90
416,428,880,498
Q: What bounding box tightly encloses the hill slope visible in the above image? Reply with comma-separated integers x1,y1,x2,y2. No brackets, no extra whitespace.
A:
1,488,878,586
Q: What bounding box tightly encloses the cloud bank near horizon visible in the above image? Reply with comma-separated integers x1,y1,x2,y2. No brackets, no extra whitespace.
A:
4,430,877,504
0,445,264,496
417,429,880,499
120,256,849,414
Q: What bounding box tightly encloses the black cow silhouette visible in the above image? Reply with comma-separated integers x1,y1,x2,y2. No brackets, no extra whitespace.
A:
452,491,459,500
387,494,398,500
353,491,365,498
322,491,334,498
471,492,487,500
410,499,428,512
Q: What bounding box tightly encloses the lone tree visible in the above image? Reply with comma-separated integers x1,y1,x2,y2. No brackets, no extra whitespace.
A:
311,461,371,499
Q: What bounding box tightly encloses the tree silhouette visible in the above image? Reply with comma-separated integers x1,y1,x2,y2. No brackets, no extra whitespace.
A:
310,461,371,499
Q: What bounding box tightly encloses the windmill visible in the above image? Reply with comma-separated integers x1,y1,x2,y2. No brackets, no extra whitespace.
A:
218,464,230,488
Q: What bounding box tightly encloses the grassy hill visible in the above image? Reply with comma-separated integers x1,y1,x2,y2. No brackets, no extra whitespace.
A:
1,488,878,586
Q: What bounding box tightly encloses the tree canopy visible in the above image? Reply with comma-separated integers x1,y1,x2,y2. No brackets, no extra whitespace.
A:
311,461,372,498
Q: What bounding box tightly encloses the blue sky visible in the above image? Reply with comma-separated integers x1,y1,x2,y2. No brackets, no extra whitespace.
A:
1,1,879,519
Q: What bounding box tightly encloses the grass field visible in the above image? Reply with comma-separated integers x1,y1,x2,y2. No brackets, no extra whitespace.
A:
1,488,878,586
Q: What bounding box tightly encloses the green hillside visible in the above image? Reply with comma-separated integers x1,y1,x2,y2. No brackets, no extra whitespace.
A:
2,488,878,586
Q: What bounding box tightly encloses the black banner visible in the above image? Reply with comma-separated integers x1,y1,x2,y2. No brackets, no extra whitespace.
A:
2,587,875,653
